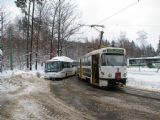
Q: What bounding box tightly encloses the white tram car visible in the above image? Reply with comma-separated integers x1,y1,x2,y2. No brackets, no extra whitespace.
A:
78,47,127,87
44,56,75,79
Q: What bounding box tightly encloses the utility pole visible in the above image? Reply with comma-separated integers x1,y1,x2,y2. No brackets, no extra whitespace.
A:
99,31,104,48
90,25,104,49
80,24,104,49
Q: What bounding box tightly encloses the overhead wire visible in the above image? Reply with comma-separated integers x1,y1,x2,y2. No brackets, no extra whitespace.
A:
102,23,160,27
96,0,139,24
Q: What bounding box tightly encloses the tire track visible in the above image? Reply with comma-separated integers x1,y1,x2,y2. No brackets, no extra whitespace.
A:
119,87,160,101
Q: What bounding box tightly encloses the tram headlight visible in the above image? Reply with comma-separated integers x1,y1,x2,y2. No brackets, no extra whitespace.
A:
108,73,112,77
123,73,127,77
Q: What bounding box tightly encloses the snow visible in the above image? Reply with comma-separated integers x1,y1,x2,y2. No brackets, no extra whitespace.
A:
127,67,160,92
47,56,74,62
0,66,160,92
0,65,45,79
0,79,19,93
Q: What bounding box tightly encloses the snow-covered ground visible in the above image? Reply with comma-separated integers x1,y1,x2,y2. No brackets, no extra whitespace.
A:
0,67,160,92
127,67,160,92
0,65,45,93
0,67,93,120
0,65,44,79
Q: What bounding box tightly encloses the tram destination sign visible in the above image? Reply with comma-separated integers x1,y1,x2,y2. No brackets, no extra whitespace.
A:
103,49,124,54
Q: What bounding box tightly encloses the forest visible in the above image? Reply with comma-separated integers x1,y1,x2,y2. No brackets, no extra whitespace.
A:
0,0,160,70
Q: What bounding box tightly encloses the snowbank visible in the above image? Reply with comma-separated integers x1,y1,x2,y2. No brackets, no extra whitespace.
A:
127,67,160,92
1,66,160,92
0,65,44,79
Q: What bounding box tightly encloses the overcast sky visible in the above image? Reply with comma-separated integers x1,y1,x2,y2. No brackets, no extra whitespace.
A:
1,0,160,49
75,0,160,49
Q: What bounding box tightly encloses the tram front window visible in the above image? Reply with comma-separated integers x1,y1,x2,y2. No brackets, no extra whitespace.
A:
45,61,61,72
101,54,126,66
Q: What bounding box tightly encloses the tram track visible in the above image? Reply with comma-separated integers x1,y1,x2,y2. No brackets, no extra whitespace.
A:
70,76,160,101
98,85,160,101
92,87,160,102
120,87,160,101
50,76,160,120
1,75,159,120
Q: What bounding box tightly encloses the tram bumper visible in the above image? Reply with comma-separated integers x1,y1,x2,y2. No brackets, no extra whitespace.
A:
99,78,127,87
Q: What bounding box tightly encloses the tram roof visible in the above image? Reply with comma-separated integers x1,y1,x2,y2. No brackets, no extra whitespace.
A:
84,47,125,57
46,56,73,62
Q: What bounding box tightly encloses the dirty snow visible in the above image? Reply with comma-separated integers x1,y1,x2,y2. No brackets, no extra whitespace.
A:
0,66,44,79
0,70,93,120
0,67,160,93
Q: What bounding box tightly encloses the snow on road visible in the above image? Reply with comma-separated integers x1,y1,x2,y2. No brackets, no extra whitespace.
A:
0,67,160,119
0,66,160,93
127,67,160,92
0,69,94,120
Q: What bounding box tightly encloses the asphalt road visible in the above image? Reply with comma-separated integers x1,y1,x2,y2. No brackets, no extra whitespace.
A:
0,75,160,120
50,76,160,120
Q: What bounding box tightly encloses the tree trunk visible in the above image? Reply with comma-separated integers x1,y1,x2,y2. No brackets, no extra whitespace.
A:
30,0,35,70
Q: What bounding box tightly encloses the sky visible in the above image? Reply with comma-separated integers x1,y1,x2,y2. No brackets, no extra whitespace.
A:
0,0,160,49
0,0,21,19
75,0,160,49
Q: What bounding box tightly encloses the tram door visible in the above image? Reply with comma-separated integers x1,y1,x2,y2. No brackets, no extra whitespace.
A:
91,54,99,85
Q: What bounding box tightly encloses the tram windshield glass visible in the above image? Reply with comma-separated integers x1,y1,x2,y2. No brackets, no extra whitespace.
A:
101,54,126,66
45,61,61,72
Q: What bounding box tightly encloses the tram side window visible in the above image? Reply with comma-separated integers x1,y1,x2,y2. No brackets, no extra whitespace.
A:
85,58,87,66
85,58,88,66
83,58,85,66
82,59,84,66
89,57,91,66
87,57,91,66
84,58,87,66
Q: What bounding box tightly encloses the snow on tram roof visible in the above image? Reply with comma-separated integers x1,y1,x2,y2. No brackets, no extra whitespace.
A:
46,56,73,62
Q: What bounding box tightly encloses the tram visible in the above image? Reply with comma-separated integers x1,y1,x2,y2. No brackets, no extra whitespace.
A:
78,47,127,87
44,56,75,79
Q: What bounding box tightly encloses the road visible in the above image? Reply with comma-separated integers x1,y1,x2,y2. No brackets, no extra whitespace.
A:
0,75,160,120
50,76,160,120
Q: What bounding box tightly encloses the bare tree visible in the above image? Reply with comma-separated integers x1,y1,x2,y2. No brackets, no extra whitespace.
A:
136,31,148,56
137,31,148,47
48,0,80,56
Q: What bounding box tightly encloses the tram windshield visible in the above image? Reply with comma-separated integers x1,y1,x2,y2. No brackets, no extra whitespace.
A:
101,54,126,66
45,61,61,72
